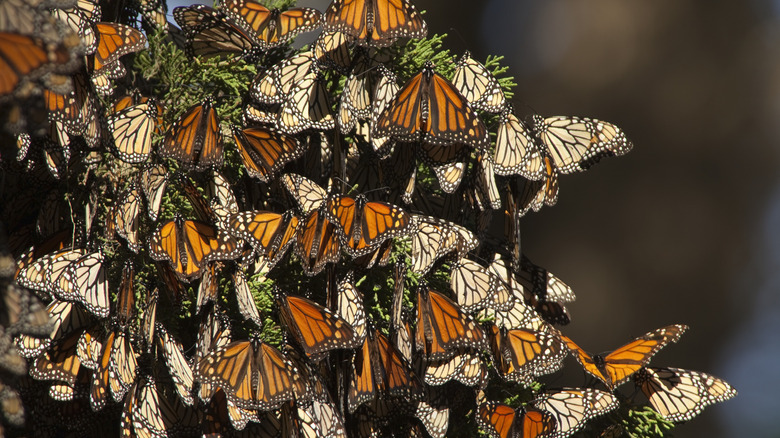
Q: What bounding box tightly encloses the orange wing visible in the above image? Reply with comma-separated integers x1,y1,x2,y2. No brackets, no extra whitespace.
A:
519,407,557,438
348,335,376,413
90,23,146,74
196,340,256,409
296,209,341,276
372,329,422,398
254,341,302,410
327,195,410,256
231,126,303,182
223,0,321,48
489,324,567,385
562,324,688,389
477,402,516,438
161,99,224,170
324,0,426,47
149,218,239,281
416,287,486,360
278,295,358,359
375,62,487,148
227,210,298,266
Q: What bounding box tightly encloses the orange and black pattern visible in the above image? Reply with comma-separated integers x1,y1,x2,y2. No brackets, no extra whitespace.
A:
0,1,732,437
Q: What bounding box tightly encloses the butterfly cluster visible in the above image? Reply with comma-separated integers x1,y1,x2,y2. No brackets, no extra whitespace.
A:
0,0,735,437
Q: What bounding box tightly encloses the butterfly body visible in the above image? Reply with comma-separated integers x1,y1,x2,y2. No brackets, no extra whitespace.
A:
324,0,427,47
375,62,489,148
562,324,688,390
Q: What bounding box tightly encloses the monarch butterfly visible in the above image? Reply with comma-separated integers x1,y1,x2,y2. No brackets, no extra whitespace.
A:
296,209,342,276
349,327,423,413
227,210,299,268
477,402,556,438
148,216,241,281
161,98,224,171
89,23,146,77
250,50,315,104
314,30,353,73
487,323,568,386
85,266,137,411
452,51,506,114
338,52,375,134
375,61,489,148
530,115,633,174
276,68,336,135
121,376,201,438
223,0,322,49
494,106,544,179
232,270,263,327
450,258,512,312
423,347,486,387
326,194,412,257
195,337,302,410
416,287,487,361
369,64,399,156
113,183,141,253
473,152,501,210
561,324,688,390
55,251,110,318
116,262,135,324
277,294,359,360
324,0,427,47
90,327,138,411
232,125,305,182
633,366,737,422
153,324,195,405
108,100,157,163
174,5,260,60
532,388,618,438
140,164,168,221
409,215,478,275
337,271,367,343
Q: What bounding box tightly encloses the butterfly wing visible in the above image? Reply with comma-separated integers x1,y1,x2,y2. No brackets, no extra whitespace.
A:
279,295,358,359
634,366,737,422
533,388,618,438
452,51,505,113
600,324,688,389
531,115,633,174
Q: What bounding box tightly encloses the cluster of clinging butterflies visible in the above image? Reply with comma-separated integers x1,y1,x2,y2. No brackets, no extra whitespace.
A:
0,0,736,436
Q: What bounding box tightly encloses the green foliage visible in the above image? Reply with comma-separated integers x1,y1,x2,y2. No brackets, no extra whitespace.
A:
620,406,676,438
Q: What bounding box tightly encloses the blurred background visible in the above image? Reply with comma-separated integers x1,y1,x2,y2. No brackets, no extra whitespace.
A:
409,1,776,437
173,0,777,436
